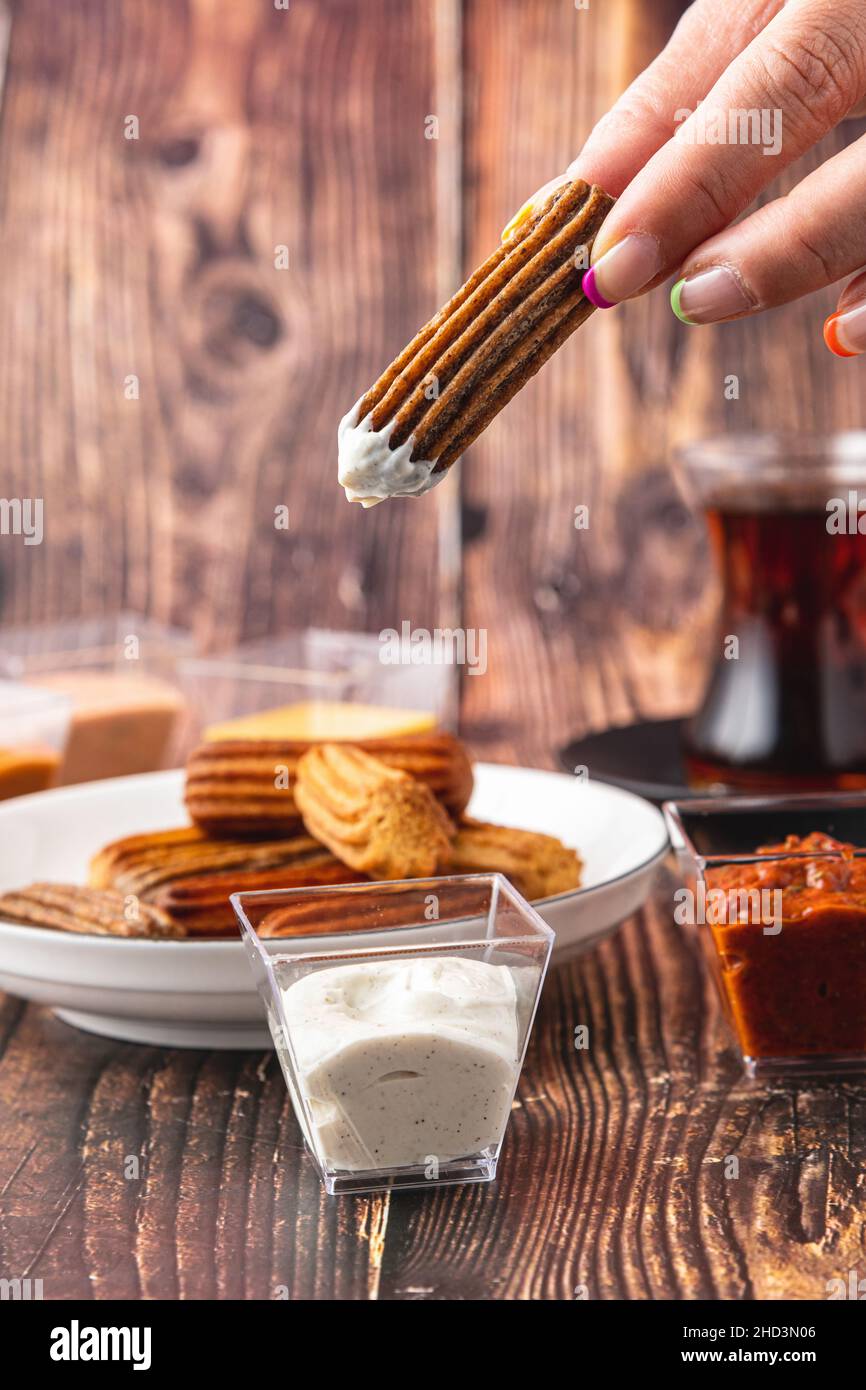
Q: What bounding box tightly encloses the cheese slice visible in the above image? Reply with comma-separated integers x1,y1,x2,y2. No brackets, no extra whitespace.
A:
203,701,436,743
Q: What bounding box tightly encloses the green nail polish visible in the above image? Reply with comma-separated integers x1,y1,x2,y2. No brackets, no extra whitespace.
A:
670,279,695,325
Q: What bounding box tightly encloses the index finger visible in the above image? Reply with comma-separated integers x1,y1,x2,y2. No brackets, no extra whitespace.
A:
568,0,784,196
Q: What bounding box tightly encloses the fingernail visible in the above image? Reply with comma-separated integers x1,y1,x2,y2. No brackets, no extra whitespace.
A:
581,233,660,308
501,199,535,243
500,174,570,241
824,305,866,357
670,267,753,325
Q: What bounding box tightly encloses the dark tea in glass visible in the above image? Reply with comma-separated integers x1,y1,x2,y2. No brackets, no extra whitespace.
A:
678,434,866,792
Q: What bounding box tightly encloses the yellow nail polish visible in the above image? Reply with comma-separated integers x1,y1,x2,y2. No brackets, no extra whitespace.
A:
501,174,573,242
500,200,534,243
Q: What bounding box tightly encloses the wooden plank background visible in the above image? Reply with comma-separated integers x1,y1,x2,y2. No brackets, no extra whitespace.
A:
1,0,865,1301
1,0,861,754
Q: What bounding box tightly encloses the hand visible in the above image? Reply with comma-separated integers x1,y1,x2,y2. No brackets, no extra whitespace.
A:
517,0,866,355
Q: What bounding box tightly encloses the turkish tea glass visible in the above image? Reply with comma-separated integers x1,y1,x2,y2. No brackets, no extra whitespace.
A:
676,433,866,792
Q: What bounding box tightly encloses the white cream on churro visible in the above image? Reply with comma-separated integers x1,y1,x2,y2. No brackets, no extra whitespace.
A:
337,400,441,507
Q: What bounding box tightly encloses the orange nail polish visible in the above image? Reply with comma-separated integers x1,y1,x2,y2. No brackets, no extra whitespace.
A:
824,313,859,358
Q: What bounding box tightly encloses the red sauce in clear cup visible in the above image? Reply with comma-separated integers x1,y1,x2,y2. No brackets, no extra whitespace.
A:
705,833,866,1058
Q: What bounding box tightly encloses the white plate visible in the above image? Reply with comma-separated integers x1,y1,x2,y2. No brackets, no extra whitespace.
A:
0,766,668,1048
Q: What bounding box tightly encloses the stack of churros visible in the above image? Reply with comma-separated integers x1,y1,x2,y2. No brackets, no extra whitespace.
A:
2,726,583,938
184,732,473,837
183,730,582,910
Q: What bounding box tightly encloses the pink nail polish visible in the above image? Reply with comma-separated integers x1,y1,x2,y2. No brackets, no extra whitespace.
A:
581,233,661,307
582,266,616,309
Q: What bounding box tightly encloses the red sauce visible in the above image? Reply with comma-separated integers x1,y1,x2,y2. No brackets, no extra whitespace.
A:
705,833,866,1058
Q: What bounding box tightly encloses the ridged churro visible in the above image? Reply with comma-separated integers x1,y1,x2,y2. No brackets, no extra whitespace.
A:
0,882,182,938
294,744,455,880
447,818,583,900
89,825,356,935
338,177,614,504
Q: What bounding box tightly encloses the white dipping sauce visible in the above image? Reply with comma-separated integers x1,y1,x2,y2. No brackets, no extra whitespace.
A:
281,956,520,1172
337,400,442,506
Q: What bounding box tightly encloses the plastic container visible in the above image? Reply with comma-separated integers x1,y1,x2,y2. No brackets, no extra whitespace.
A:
0,614,194,782
665,791,866,1079
233,874,553,1194
0,681,72,799
179,628,457,739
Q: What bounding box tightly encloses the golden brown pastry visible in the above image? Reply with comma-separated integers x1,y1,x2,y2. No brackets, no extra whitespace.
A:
92,825,318,894
184,732,473,838
90,825,357,935
0,882,182,938
338,177,614,504
256,880,484,939
446,818,583,901
148,860,358,936
294,744,455,880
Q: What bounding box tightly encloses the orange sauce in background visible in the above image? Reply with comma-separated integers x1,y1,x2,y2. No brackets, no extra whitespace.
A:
0,745,61,800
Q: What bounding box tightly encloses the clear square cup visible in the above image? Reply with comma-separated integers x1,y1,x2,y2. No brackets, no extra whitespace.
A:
0,681,72,800
664,792,866,1080
178,628,457,741
0,612,196,780
232,874,554,1195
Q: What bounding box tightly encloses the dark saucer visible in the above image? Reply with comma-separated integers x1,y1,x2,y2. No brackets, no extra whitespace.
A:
558,718,695,805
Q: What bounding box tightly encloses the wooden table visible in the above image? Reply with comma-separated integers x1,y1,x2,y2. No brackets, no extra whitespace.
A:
4,873,865,1300
1,0,865,1301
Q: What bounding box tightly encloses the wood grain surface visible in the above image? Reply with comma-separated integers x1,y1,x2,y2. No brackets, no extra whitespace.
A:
0,0,455,643
1,0,866,1301
3,869,864,1301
